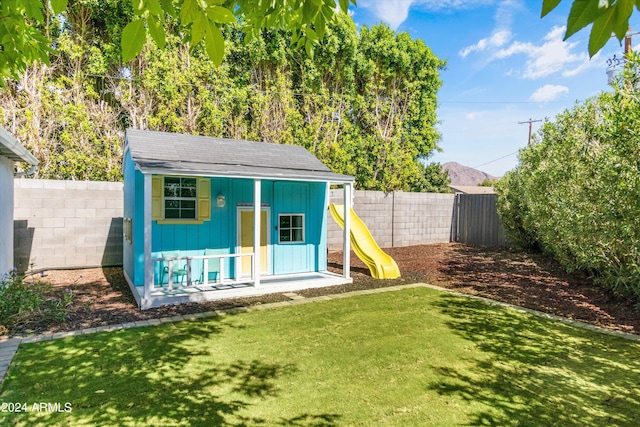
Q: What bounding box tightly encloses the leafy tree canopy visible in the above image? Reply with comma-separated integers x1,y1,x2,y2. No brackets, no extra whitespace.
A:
0,0,354,86
478,178,499,187
0,7,447,192
4,0,639,86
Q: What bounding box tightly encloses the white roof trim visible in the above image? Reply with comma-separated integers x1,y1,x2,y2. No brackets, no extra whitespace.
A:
137,166,355,184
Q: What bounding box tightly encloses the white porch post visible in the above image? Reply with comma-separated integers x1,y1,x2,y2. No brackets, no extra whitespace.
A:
343,182,351,279
143,174,153,304
253,178,261,287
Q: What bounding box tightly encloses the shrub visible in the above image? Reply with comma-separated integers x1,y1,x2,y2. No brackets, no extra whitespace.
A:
0,270,47,329
496,53,640,302
0,270,76,334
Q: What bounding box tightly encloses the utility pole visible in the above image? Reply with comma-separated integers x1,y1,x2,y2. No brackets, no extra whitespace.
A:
610,27,636,54
518,118,542,145
624,28,633,54
607,28,640,83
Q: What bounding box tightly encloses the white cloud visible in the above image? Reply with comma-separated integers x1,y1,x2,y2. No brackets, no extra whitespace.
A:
355,0,409,30
357,0,497,30
529,84,569,102
491,26,591,79
459,0,520,57
460,30,512,58
562,51,602,77
459,4,596,81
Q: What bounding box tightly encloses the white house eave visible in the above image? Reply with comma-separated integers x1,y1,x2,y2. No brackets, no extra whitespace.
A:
0,126,38,165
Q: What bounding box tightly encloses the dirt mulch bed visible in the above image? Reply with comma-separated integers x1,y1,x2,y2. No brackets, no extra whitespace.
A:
3,243,639,338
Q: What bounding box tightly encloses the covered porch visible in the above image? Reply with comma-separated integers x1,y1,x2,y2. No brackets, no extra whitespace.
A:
131,178,354,310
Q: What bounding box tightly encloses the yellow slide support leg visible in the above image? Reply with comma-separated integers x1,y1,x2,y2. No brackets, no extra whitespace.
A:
329,203,401,279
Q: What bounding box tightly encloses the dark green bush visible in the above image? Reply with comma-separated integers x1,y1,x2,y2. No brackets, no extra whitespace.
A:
496,53,640,302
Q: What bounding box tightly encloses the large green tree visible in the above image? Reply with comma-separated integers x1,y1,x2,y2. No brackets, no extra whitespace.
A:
348,25,444,191
0,13,122,181
0,6,449,191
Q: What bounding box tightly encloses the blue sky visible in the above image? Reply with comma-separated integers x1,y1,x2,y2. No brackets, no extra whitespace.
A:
348,0,639,177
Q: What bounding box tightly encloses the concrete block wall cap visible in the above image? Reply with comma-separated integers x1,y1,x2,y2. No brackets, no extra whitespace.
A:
63,181,90,190
14,179,44,189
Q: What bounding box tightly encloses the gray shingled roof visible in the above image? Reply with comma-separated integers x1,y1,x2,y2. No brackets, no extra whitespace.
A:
125,129,354,182
0,126,38,164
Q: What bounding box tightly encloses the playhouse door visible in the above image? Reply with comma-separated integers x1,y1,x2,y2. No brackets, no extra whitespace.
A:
238,209,270,277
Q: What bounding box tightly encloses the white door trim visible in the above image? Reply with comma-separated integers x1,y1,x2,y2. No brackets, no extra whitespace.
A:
236,206,271,277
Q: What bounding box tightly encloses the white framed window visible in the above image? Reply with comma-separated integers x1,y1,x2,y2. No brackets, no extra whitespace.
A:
152,175,210,223
163,177,197,219
278,214,304,243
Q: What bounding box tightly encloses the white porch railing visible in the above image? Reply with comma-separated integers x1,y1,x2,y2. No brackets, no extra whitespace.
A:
151,253,254,291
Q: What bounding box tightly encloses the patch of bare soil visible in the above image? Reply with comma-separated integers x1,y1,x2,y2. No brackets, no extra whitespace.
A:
4,244,639,338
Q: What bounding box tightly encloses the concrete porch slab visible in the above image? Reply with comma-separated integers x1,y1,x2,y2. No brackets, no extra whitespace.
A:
131,272,352,310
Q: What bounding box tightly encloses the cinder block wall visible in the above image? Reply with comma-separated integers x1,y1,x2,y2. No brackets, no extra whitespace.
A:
13,180,457,270
13,179,123,272
328,189,455,251
393,191,455,246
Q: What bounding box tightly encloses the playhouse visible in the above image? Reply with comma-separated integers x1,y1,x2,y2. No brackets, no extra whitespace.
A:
122,129,355,309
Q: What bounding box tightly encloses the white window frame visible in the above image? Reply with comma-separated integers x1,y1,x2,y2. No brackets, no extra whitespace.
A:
163,176,198,220
278,213,305,244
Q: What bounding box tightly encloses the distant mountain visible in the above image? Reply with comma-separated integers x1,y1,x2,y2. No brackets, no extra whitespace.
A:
442,162,499,186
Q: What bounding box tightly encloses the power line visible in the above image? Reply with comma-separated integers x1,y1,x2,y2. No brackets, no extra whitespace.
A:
440,151,519,172
472,151,518,169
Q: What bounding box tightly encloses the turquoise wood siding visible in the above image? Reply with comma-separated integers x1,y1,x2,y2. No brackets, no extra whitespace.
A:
126,174,329,286
122,150,140,285
272,181,327,274
273,182,308,274
151,177,234,283
313,182,329,271
132,169,145,285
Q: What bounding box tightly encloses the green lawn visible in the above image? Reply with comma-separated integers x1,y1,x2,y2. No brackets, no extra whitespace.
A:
2,287,640,426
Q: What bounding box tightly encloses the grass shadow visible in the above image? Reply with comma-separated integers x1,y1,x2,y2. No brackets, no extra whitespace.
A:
429,293,640,426
1,315,340,426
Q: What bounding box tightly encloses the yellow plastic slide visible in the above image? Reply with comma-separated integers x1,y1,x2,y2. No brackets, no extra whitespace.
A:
329,203,401,279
